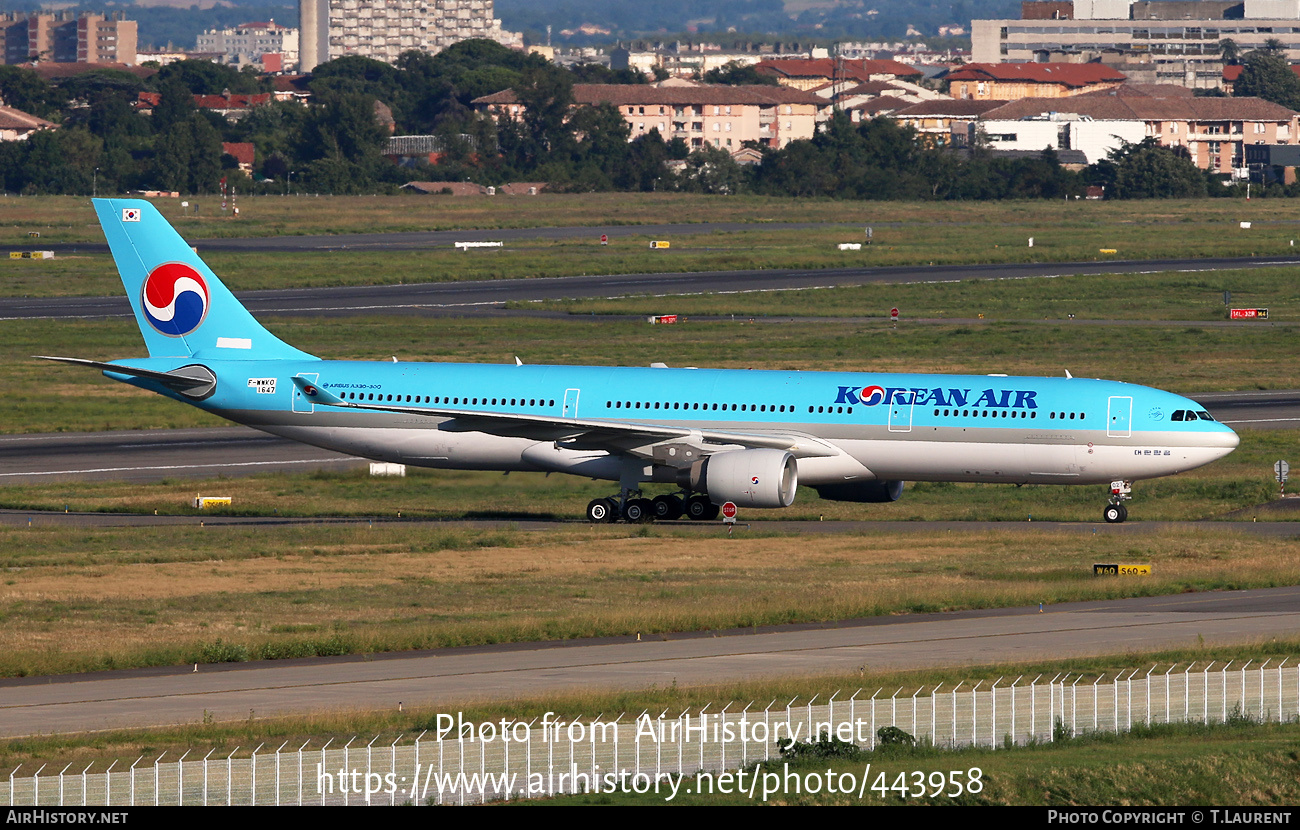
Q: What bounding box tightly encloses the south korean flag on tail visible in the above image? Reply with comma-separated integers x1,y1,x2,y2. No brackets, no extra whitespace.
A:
121,208,141,222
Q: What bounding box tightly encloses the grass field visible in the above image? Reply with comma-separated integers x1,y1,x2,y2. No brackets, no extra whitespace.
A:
0,521,1295,678
7,193,1300,245
4,195,1300,300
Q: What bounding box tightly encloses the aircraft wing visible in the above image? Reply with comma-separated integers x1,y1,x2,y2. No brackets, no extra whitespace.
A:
291,376,838,459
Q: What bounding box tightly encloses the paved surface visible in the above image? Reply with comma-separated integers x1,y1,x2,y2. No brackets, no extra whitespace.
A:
1,586,1296,737
6,254,1300,322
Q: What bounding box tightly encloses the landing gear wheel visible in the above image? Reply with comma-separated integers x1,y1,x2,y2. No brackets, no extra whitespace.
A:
685,496,720,521
587,498,616,524
652,495,684,521
1104,503,1127,524
623,498,654,523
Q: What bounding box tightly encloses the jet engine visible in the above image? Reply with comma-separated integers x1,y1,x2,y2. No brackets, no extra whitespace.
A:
812,480,905,503
683,449,798,508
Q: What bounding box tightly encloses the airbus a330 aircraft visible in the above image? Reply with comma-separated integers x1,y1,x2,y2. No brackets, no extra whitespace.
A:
44,199,1239,524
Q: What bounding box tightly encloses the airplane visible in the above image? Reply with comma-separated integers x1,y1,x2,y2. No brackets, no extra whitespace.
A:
42,199,1239,525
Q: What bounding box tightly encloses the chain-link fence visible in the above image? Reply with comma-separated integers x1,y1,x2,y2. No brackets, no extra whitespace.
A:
4,659,1296,806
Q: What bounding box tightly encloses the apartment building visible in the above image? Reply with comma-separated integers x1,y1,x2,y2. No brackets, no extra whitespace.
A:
299,0,521,71
979,89,1299,173
0,11,136,65
474,82,826,150
973,0,1300,85
944,62,1127,99
196,20,299,71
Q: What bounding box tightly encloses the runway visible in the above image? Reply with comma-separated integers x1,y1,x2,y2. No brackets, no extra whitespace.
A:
1,586,1296,738
5,254,1300,322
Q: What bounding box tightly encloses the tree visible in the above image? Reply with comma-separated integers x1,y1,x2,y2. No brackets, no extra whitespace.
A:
702,61,779,86
1106,138,1206,199
1233,52,1300,110
1218,38,1241,65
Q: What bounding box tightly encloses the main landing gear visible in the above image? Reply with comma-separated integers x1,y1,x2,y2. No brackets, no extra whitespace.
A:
1103,479,1132,524
586,490,719,523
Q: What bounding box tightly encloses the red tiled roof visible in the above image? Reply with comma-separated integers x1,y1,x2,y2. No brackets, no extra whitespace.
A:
944,62,1126,87
852,95,910,114
193,93,271,109
221,142,254,166
894,99,1008,117
0,104,55,132
1077,83,1195,98
27,62,156,80
754,58,922,81
1223,64,1300,82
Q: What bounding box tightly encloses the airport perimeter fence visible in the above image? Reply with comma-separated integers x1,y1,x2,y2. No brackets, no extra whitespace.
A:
3,659,1298,806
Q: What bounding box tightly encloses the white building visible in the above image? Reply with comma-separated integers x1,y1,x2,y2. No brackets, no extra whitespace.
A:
978,113,1147,162
299,0,521,72
196,20,299,71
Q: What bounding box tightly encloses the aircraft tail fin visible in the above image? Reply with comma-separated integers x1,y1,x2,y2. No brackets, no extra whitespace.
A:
93,198,315,360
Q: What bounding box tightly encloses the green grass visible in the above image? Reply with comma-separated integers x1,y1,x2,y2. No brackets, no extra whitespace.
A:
548,719,1300,805
5,196,1300,299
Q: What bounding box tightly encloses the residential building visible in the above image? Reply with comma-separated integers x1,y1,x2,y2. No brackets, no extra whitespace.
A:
973,0,1300,89
754,57,923,90
298,0,521,72
893,99,1010,144
473,81,826,150
978,89,1299,174
944,62,1127,99
0,102,54,140
196,20,299,72
0,11,136,65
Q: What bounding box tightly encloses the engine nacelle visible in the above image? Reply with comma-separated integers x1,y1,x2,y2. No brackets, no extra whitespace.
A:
813,480,905,503
690,449,798,508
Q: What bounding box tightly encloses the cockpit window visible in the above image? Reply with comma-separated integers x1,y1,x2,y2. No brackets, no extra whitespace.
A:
1171,411,1184,421
1196,410,1214,421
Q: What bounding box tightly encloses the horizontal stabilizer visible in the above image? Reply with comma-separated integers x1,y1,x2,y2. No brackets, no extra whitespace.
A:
36,355,217,396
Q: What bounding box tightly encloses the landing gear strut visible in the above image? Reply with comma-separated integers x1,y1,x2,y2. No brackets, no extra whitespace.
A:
1104,479,1132,524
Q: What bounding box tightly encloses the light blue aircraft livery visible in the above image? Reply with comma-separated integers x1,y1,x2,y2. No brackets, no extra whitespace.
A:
43,199,1239,524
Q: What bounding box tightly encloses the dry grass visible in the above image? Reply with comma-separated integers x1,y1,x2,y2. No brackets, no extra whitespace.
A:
0,523,1297,677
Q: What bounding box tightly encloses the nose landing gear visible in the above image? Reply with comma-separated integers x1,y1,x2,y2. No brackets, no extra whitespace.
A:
1103,480,1132,523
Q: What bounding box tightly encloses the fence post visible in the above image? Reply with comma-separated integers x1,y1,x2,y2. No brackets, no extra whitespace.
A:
931,684,942,747
104,761,115,808
388,736,400,806
699,704,711,773
764,701,776,761
152,754,164,807
297,742,309,807
948,684,959,749
990,678,1002,748
250,744,263,806
9,765,19,808
59,763,69,807
1009,677,1022,745
1259,660,1270,719
81,763,91,807
1072,676,1081,737
318,739,332,806
129,758,139,806
870,689,881,750
741,702,753,766
176,750,189,806
225,748,237,807
1165,664,1175,725
911,688,920,742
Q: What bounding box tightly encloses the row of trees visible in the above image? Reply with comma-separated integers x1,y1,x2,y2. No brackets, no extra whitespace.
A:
0,40,1285,199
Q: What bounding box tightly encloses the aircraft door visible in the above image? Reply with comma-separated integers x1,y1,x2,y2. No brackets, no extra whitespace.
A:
292,372,319,414
1107,396,1132,438
888,390,915,433
562,388,580,419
